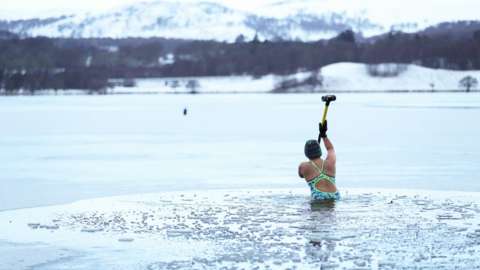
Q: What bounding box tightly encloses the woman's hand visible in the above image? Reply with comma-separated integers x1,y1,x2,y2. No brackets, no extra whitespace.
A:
319,120,328,138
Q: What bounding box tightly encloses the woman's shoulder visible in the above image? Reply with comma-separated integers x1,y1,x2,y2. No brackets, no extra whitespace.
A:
300,160,314,167
299,161,313,171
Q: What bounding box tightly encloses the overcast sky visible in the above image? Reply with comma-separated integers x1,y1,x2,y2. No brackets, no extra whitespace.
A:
1,0,478,21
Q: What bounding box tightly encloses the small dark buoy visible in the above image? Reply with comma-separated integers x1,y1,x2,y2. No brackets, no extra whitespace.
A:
183,108,187,116
309,240,322,247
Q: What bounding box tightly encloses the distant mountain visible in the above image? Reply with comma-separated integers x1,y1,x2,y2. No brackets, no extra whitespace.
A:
0,0,478,41
0,1,381,41
0,16,72,35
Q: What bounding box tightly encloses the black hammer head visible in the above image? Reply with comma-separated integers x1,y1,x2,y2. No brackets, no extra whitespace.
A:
322,95,336,103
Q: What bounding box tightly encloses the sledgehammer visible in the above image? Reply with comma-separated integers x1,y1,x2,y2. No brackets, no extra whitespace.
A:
321,95,336,125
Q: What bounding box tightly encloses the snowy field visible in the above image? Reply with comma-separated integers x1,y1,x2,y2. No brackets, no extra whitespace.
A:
0,92,480,269
16,63,480,95
108,63,480,94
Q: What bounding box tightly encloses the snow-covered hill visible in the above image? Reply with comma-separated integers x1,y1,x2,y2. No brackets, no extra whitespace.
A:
255,0,480,36
1,1,379,41
321,63,480,92
108,63,480,94
1,0,479,41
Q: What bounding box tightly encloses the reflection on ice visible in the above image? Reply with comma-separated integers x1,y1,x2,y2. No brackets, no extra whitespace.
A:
2,189,480,269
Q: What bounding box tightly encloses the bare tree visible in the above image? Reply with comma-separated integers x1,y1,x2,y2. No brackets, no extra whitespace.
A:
304,69,323,92
273,77,299,93
186,79,200,94
169,80,180,93
122,78,136,87
366,64,408,77
459,76,478,92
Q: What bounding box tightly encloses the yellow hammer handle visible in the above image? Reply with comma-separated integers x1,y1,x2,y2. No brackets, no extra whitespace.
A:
321,104,329,125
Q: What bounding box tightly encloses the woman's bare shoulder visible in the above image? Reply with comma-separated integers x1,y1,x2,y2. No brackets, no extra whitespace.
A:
299,161,310,168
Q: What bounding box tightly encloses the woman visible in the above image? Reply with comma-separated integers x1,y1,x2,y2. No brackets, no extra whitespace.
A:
298,121,340,201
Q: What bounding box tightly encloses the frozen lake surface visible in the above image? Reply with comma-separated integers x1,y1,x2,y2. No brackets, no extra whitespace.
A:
0,93,480,269
0,93,479,210
1,189,480,269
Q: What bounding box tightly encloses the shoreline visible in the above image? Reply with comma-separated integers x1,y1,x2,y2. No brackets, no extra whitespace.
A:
0,89,479,96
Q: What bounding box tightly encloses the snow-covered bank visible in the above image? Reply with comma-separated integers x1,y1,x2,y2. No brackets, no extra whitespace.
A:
112,74,280,94
1,188,480,269
322,63,480,92
1,63,478,95
110,63,480,94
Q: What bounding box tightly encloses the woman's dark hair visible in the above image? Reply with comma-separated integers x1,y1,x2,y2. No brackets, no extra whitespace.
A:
304,140,322,160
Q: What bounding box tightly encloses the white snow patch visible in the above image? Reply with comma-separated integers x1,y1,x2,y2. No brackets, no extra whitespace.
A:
109,63,480,94
112,74,280,94
322,63,480,91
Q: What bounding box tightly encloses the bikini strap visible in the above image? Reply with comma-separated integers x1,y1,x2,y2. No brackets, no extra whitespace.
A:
310,161,323,174
310,160,336,185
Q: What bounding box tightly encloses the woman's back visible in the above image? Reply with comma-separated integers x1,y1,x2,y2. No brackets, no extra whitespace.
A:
300,158,337,193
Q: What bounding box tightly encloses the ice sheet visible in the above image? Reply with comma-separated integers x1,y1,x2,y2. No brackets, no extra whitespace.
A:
1,188,480,269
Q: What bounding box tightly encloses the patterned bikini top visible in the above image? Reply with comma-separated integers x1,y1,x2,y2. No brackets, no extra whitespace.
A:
307,160,336,185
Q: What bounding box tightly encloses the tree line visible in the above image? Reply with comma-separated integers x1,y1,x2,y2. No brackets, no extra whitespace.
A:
0,28,479,93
